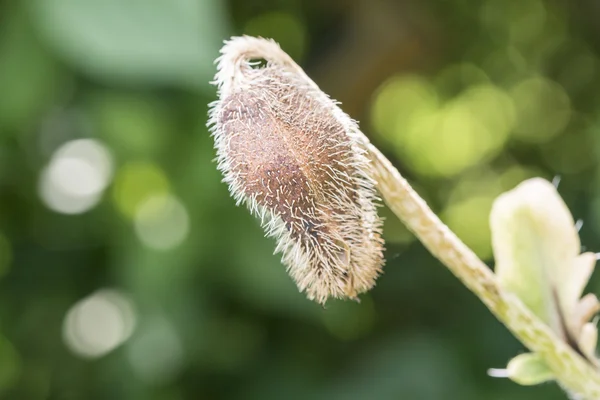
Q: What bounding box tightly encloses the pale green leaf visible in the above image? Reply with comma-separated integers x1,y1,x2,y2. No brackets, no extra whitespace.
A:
29,0,229,89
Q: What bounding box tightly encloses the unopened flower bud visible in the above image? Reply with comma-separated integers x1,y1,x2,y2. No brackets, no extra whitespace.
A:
208,36,385,304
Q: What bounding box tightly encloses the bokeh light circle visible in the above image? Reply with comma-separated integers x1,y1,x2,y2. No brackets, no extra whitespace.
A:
39,138,113,214
63,289,137,359
133,194,190,250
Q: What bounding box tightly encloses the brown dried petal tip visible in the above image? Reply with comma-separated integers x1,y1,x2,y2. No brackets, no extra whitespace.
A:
207,36,385,304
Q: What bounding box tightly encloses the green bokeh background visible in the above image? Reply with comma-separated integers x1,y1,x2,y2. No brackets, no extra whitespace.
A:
1,0,599,399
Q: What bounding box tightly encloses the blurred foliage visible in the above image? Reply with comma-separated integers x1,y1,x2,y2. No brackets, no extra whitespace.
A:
0,0,599,399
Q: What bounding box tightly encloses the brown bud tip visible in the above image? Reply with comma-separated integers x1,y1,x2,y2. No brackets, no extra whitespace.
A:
207,36,385,304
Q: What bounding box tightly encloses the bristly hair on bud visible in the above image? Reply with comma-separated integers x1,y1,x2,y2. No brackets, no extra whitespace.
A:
207,36,385,305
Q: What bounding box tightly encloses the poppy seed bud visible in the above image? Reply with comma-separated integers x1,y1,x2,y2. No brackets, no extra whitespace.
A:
207,36,385,304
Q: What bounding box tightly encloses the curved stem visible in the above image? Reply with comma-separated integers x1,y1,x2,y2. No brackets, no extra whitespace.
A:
215,35,600,399
364,141,600,399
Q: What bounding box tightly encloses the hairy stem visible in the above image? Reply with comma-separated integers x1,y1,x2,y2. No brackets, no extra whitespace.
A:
364,141,600,399
217,35,600,399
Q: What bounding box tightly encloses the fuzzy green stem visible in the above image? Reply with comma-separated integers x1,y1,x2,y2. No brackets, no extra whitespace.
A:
364,140,600,399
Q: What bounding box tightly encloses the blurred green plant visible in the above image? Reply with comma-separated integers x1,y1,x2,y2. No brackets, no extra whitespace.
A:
2,0,600,399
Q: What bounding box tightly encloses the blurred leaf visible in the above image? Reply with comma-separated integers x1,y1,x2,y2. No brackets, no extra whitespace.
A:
0,336,21,394
29,0,229,89
0,5,64,132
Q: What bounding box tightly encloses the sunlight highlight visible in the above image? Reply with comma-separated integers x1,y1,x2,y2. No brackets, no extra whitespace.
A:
63,289,137,359
39,139,113,214
133,194,190,250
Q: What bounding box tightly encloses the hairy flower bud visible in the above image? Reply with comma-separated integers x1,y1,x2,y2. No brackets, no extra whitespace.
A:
207,36,385,304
